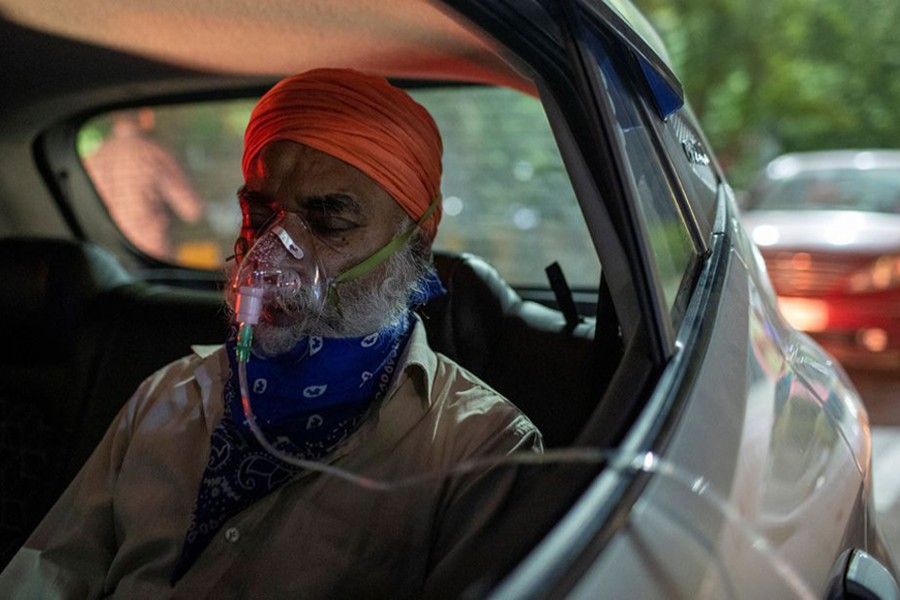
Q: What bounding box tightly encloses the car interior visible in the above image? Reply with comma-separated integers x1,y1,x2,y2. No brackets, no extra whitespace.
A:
0,1,683,594
6,1,898,597
0,236,619,568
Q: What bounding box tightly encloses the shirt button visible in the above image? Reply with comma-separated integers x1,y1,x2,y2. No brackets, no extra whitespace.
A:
225,527,240,543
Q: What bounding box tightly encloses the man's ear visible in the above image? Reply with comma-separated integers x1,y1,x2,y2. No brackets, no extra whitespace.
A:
233,237,250,264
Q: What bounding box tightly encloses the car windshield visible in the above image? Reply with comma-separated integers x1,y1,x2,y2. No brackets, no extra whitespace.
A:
752,167,900,213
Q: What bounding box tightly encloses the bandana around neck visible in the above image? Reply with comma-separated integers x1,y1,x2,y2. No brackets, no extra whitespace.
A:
227,266,444,447
225,311,413,448
172,313,414,584
171,271,446,583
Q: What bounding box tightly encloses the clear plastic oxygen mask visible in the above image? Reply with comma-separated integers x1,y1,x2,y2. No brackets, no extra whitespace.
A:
233,211,327,361
232,211,330,464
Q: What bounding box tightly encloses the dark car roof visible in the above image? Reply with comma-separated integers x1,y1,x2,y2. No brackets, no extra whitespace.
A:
0,0,521,83
0,0,682,133
0,0,532,136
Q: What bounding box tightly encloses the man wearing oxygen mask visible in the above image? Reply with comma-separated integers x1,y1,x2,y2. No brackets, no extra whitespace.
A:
0,68,542,599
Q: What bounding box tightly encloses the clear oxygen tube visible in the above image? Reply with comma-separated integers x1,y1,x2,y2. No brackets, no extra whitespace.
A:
232,210,331,467
230,213,816,598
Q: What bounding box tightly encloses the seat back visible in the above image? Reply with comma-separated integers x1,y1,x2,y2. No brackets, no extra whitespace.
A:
0,237,133,564
420,252,597,447
63,282,229,481
0,237,229,567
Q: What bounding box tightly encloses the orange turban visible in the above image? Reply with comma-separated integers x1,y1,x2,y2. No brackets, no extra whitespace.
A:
242,68,443,240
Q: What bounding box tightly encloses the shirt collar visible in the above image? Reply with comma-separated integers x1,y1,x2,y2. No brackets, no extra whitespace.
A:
191,344,221,360
192,343,228,433
390,314,437,409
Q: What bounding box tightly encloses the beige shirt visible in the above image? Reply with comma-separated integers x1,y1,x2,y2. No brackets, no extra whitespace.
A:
0,319,542,599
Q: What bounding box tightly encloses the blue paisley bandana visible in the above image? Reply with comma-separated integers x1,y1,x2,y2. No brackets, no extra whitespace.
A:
171,270,445,584
226,313,412,445
171,314,413,584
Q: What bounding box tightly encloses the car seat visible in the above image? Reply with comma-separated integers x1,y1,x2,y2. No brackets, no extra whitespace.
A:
0,237,133,566
421,252,598,447
0,237,229,568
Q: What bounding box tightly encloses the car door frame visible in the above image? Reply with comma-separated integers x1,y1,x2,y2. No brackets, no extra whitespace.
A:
426,0,722,596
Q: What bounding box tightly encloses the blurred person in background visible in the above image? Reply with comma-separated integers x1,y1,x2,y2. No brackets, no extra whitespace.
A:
84,108,205,260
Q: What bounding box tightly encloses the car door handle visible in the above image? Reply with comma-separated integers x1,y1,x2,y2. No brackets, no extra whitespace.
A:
830,549,900,600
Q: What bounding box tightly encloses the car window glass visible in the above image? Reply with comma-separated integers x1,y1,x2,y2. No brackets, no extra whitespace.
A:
77,103,249,268
411,87,600,291
77,87,600,292
653,110,719,236
585,27,699,321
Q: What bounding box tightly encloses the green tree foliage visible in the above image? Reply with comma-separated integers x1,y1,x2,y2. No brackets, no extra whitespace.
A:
634,0,900,188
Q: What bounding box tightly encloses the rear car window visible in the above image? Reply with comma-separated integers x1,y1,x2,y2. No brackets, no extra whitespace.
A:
77,87,599,289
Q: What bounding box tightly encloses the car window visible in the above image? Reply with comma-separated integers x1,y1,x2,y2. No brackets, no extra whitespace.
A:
584,27,700,323
652,110,719,236
77,87,600,290
413,87,599,290
77,103,250,268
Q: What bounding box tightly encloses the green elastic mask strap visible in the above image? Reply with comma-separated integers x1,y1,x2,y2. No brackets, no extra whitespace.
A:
328,196,439,312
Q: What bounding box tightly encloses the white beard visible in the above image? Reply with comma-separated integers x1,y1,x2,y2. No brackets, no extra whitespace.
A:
225,233,430,356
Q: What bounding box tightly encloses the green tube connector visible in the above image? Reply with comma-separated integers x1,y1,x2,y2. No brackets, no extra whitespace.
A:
236,321,254,363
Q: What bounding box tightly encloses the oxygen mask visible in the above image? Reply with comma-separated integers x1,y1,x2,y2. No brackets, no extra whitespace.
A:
232,211,328,362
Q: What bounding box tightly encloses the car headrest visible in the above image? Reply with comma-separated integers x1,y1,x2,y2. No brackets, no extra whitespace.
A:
0,237,133,365
419,251,598,447
419,251,522,377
